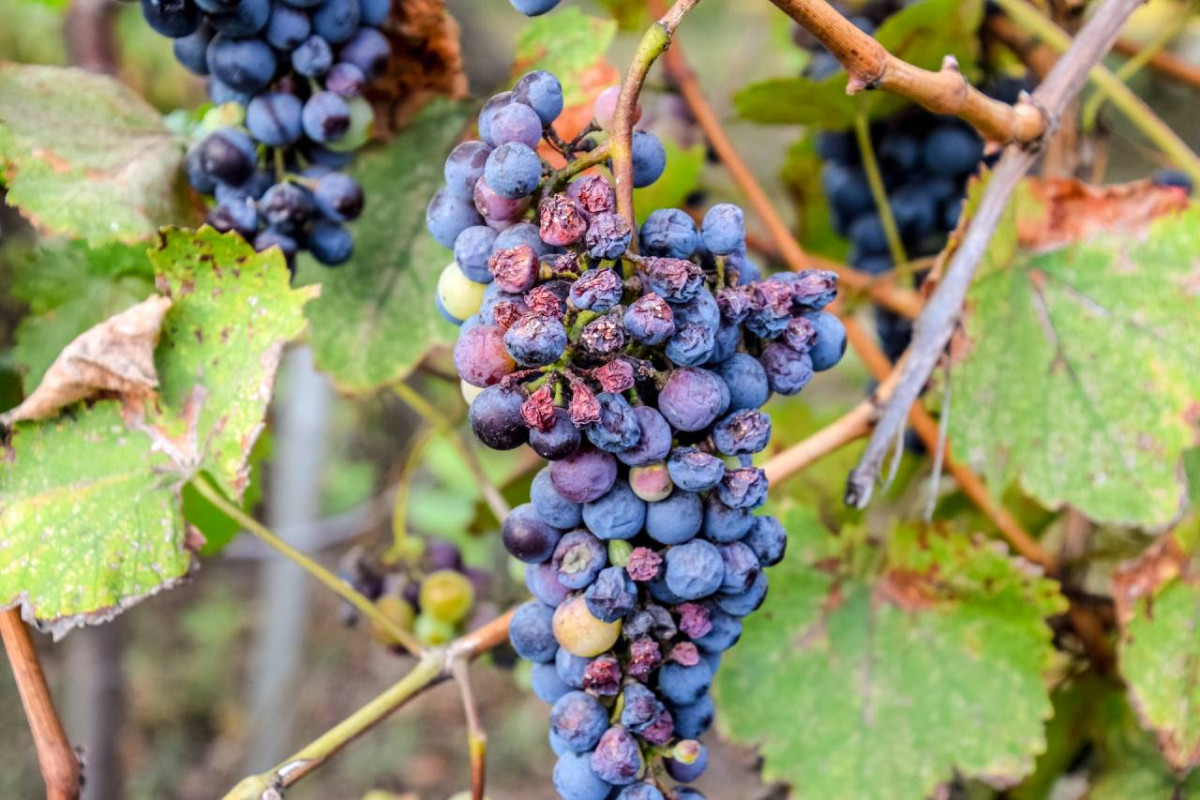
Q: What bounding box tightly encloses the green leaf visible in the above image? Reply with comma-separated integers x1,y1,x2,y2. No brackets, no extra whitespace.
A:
302,100,470,394
0,403,190,637
595,0,646,30
1089,683,1200,800
947,199,1200,528
633,140,705,225
781,134,850,260
7,238,154,391
0,64,196,244
1,228,310,631
715,507,1065,799
514,7,617,106
181,429,271,556
149,227,314,497
1114,535,1200,771
734,0,983,129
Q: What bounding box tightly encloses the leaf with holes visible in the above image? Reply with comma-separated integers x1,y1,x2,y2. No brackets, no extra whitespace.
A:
734,0,983,128
947,186,1200,529
1113,532,1200,771
0,63,196,244
302,100,469,394
148,227,314,497
714,506,1064,800
0,229,310,633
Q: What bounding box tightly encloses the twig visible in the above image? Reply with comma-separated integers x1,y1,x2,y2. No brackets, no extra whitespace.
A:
762,400,874,484
854,113,908,267
1113,36,1200,89
452,658,487,800
394,381,511,522
991,0,1200,183
190,476,426,655
0,610,81,800
387,427,437,563
63,0,118,75
657,32,923,319
1082,12,1188,131
612,0,702,236
845,0,1149,509
220,608,514,800
768,0,1046,144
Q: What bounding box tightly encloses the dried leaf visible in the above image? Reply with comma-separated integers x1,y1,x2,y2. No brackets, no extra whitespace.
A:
367,0,468,135
1017,178,1191,251
1112,536,1186,627
0,295,171,426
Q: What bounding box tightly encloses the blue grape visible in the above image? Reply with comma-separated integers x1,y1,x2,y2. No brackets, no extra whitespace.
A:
759,343,814,395
643,488,702,546
550,691,609,753
302,91,351,142
591,726,643,786
617,783,665,800
493,221,550,255
713,352,769,411
173,23,213,72
554,752,612,800
584,566,638,622
260,181,315,233
582,480,646,541
444,140,491,200
142,0,202,37
338,26,390,79
452,226,496,283
805,310,847,371
467,384,527,450
246,92,303,146
619,683,664,733
207,197,258,238
253,229,298,262
702,494,752,543
658,661,712,706
532,661,572,704
311,0,359,42
664,539,724,600
552,530,607,590
514,70,564,125
555,647,590,689
569,268,624,312
694,606,742,652
631,130,666,188
716,467,768,510
624,293,675,345
585,393,642,454
700,203,745,255
264,1,310,48
657,368,725,432
484,142,542,199
325,61,366,96
849,212,889,256
640,208,698,259
716,569,768,617
505,314,568,366
313,172,364,221
666,448,725,493
616,406,672,467
209,0,270,36
502,503,563,563
718,541,760,593
357,0,388,24
665,741,709,783
510,601,558,663
531,467,583,528
668,693,715,739
197,128,257,186
923,125,983,177
742,515,786,566
584,213,632,260
291,33,333,75
207,34,276,92
510,0,561,16
529,409,582,461
712,409,771,456
477,92,515,145
527,562,571,607
485,101,543,149
426,187,484,248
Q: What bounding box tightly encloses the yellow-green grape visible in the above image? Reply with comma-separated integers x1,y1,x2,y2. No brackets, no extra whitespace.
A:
419,569,475,624
415,612,456,645
326,96,375,153
201,102,246,132
370,594,415,647
608,539,633,568
461,380,485,405
629,461,673,502
553,595,621,657
438,262,487,322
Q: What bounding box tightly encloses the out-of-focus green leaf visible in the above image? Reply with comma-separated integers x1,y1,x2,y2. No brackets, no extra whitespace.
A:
948,196,1200,529
781,134,849,259
596,0,646,30
715,507,1065,800
0,63,196,244
302,100,469,394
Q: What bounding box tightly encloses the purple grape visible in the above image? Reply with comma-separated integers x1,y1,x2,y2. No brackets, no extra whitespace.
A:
302,91,351,142
641,208,698,259
616,406,672,467
532,467,584,528
552,530,607,590
585,393,641,453
514,70,564,125
444,141,491,200
427,187,484,248
550,691,609,753
325,61,366,96
591,726,643,786
468,383,527,449
485,101,543,149
657,368,725,432
758,343,814,395
505,314,568,366
584,567,638,622
338,26,390,79
581,480,646,541
485,142,543,199
510,601,558,663
666,447,724,492
529,409,582,461
569,268,624,312
503,503,564,563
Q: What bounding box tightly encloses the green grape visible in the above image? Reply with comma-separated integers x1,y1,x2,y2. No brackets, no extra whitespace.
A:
608,539,633,568
437,261,487,322
552,595,621,657
419,569,475,624
415,612,456,645
370,593,415,647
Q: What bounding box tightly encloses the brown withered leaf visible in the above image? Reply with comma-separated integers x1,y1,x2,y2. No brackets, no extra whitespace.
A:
1017,178,1191,251
1,295,172,426
1111,535,1187,627
367,0,468,135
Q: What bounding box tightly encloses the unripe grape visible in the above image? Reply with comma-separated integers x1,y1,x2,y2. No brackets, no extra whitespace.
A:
437,262,487,322
370,594,415,646
629,462,674,502
553,595,621,657
415,612,456,645
419,569,475,623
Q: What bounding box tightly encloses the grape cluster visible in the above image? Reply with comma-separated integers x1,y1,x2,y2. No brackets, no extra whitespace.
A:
428,71,847,800
141,0,389,267
340,539,492,649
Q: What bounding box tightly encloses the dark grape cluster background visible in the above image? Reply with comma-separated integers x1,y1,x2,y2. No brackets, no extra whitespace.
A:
141,0,391,267
428,67,848,800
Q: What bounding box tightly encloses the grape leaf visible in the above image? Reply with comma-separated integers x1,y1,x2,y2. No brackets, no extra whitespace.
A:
595,0,646,30
7,237,155,391
715,506,1064,799
947,194,1200,529
513,7,617,107
302,100,469,394
0,63,196,244
0,229,310,633
1112,534,1200,771
734,0,983,129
